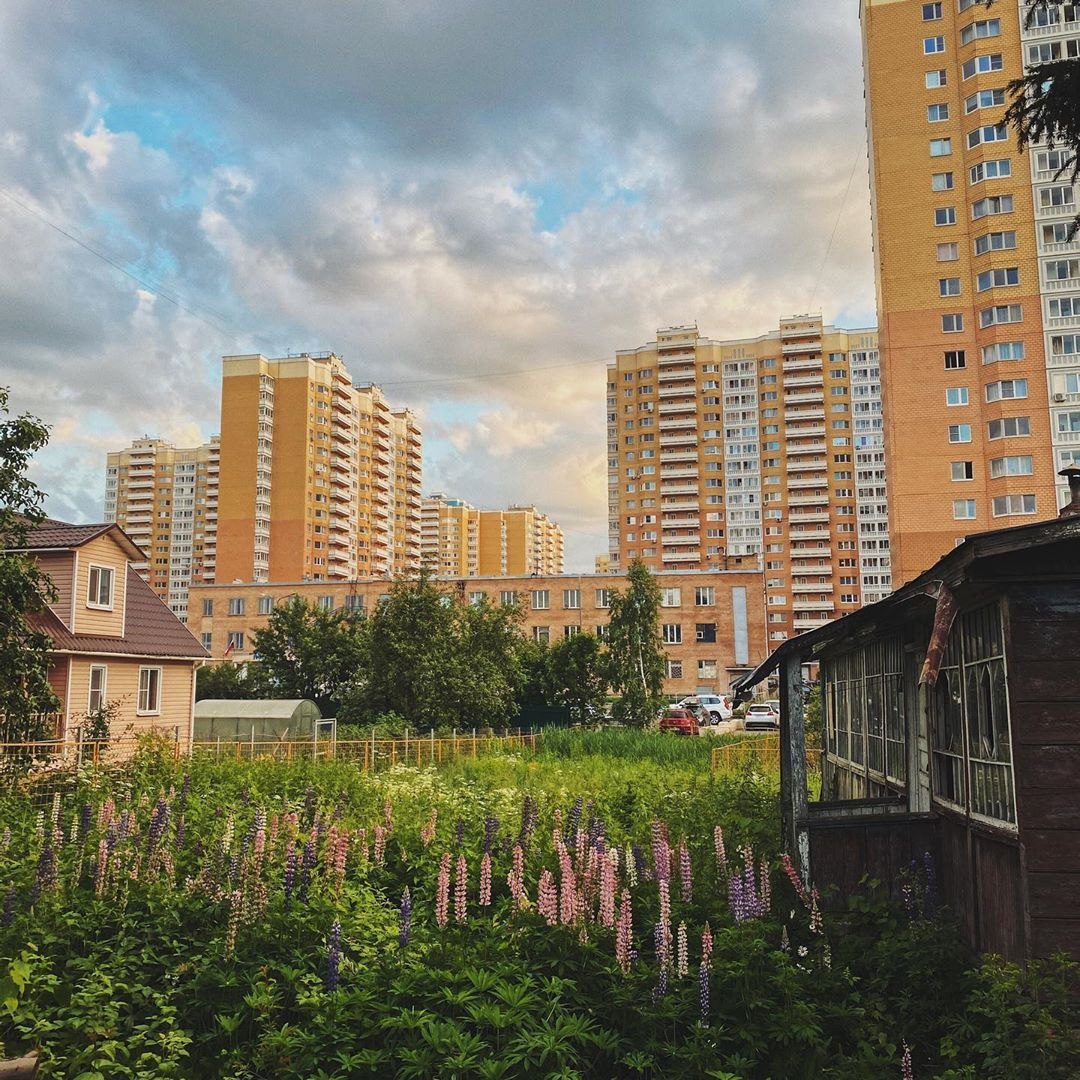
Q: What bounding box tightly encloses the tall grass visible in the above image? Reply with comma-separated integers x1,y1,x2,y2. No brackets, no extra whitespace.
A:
536,726,743,767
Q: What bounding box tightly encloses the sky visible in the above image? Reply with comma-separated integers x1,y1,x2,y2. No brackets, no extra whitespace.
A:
0,0,877,571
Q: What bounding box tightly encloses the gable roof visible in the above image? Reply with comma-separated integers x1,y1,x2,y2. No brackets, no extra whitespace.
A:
9,517,144,561
29,566,209,661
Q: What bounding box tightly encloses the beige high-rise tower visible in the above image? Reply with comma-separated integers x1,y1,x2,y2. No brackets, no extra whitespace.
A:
862,0,1074,585
104,436,220,619
608,319,890,643
216,352,422,584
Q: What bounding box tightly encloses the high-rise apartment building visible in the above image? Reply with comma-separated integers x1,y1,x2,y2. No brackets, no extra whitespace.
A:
216,352,421,584
862,0,1077,585
421,495,564,577
104,436,220,619
607,318,891,642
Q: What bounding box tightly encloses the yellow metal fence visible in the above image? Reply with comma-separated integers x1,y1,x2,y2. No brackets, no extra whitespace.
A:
711,735,822,775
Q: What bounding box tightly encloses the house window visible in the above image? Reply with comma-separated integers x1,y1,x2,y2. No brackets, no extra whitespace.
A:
959,19,1000,44
989,455,1033,478
931,171,954,191
929,138,952,157
563,589,581,609
964,88,1006,114
979,304,1022,328
972,195,1013,219
87,565,114,609
200,632,213,651
961,53,1003,79
137,667,162,715
317,595,334,611
343,594,364,612
922,2,942,19
530,590,550,610
87,665,107,715
533,625,550,644
925,69,947,88
982,341,1025,363
923,36,946,54
228,597,245,616
696,622,717,643
469,591,486,607
969,158,1011,183
934,207,957,226
939,277,961,297
974,231,1016,254
976,267,1019,291
927,103,950,122
660,587,681,608
257,596,273,615
951,461,974,481
201,598,214,617
662,623,682,645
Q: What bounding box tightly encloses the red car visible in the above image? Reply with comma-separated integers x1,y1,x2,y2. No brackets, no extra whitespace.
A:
659,707,700,737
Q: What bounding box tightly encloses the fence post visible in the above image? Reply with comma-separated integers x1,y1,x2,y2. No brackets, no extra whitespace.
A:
371,728,376,771
75,726,83,769
473,728,477,758
430,727,435,763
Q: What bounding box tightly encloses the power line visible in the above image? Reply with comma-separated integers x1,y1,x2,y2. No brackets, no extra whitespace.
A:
808,145,862,311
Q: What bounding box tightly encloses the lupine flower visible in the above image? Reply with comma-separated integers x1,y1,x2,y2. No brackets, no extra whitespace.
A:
325,920,342,991
702,922,713,966
178,774,190,814
455,818,465,850
759,857,771,911
537,869,558,926
383,796,393,829
809,891,823,935
332,831,349,895
565,797,583,842
224,888,242,959
51,793,61,833
781,852,810,907
615,889,633,974
68,813,79,848
558,845,576,925
95,839,108,898
901,1041,914,1080
373,825,387,865
299,835,316,902
283,846,297,907
30,844,56,904
78,804,92,842
483,815,499,853
221,815,235,855
479,852,492,906
657,879,672,969
599,851,617,928
420,809,437,847
507,843,527,911
303,786,316,822
923,851,938,920
653,924,669,998
632,844,645,886
699,961,710,1023
454,854,468,923
650,820,670,883
678,840,693,902
780,924,790,951
1,886,15,928
399,887,412,948
677,922,689,978
34,811,44,841
436,853,451,928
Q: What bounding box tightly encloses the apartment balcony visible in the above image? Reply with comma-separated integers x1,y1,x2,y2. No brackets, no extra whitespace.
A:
1043,277,1080,292
787,474,828,488
663,551,701,562
793,600,835,612
787,441,827,455
1036,201,1078,221
659,401,697,415
782,358,821,372
788,458,828,471
789,527,831,540
783,375,824,389
1054,429,1080,443
782,342,821,355
660,467,699,479
784,390,825,404
662,532,700,544
786,424,826,438
658,365,697,382
127,479,154,491
786,407,825,420
790,546,832,558
660,450,698,462
658,348,696,362
661,499,699,510
128,467,155,478
662,514,700,525
788,493,829,506
794,615,833,630
791,581,831,594
1047,351,1080,368
789,511,830,524
660,482,698,495
331,427,353,445
659,431,697,443
658,385,696,399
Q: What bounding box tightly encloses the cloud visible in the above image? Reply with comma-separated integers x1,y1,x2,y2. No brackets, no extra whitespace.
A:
0,0,876,570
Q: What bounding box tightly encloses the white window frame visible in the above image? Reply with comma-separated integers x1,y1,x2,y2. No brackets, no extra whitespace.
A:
662,623,682,645
87,664,107,715
530,590,550,610
137,666,162,716
86,564,114,610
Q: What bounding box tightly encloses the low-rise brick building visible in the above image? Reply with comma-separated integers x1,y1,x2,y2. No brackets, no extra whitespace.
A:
186,569,767,698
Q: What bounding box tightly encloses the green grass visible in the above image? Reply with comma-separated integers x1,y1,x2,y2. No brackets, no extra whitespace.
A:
535,726,743,767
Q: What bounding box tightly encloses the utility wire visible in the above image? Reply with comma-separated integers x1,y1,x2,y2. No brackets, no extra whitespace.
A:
807,145,863,312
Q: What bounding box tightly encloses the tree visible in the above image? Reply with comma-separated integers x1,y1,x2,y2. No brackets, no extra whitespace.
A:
250,597,366,715
0,388,59,740
450,596,528,728
605,560,667,728
542,632,608,725
195,661,261,701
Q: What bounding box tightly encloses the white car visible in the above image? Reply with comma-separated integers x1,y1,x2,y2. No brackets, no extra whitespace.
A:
744,702,780,731
678,694,734,724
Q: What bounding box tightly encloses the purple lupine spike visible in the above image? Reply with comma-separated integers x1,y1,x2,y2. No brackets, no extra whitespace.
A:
483,816,499,854
632,844,646,883
565,797,583,841
1,885,16,927
399,887,412,948
922,851,938,920
147,797,169,853
653,924,669,1000
79,803,93,840
455,818,465,849
174,816,186,852
30,845,55,905
324,920,342,991
283,846,298,907
178,775,190,814
699,962,710,1023
105,822,118,853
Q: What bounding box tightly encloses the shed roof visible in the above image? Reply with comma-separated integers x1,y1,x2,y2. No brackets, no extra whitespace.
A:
194,699,319,719
734,513,1080,697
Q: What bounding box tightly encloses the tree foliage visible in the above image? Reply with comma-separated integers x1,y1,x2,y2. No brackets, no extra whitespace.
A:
542,632,608,724
250,597,366,715
195,662,262,702
0,387,59,740
604,560,667,728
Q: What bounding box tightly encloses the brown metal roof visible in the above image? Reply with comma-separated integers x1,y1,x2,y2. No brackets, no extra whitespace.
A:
30,566,209,660
10,517,145,561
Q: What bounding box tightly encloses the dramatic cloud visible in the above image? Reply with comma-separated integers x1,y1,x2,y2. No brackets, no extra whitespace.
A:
0,0,876,568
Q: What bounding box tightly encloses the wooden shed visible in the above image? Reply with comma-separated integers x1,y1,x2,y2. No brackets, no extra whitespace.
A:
734,489,1080,961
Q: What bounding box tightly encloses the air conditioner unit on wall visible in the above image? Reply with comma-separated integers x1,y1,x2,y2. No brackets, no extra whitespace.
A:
1054,393,1067,402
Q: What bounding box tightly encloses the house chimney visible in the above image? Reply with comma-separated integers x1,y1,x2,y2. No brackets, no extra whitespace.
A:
1058,466,1080,518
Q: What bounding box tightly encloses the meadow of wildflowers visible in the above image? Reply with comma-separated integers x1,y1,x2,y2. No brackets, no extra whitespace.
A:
0,732,1075,1079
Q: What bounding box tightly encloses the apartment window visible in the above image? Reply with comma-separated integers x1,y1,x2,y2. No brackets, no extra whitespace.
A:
226,631,245,653
985,379,1028,402
200,632,212,651
88,665,107,715
990,455,1033,477
974,231,1016,255
959,19,1000,45
563,589,581,609
563,625,581,640
924,36,946,53
979,304,1022,328
1046,259,1080,281
930,138,953,157
992,494,1036,517
533,626,550,644
228,597,245,616
953,499,977,520
976,267,1019,291
926,69,947,88
946,387,970,406
949,424,973,443
137,667,162,715
665,659,683,679
969,159,1011,184
86,565,114,609
530,590,549,610
695,586,715,606
962,53,1003,79
937,242,959,262
922,2,942,18
939,277,961,296
935,207,957,226
944,350,966,369
343,594,365,613
964,88,1006,115
662,623,682,645
1040,185,1075,208
660,587,681,608
1056,410,1080,434
951,461,974,481
257,596,273,615
972,195,1013,218
982,341,1025,363
201,598,213,617
595,588,611,609
932,172,954,191
942,314,964,332
988,416,1031,439
698,658,719,681
468,591,486,607
928,103,950,122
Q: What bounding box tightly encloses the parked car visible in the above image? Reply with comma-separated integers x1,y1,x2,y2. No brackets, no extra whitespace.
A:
744,701,780,731
658,707,700,737
677,693,733,724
